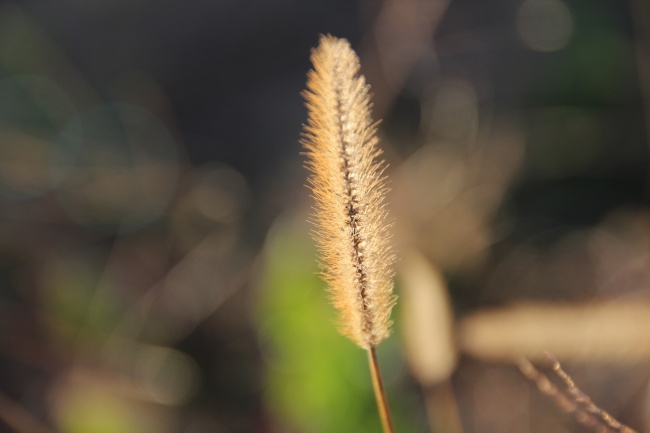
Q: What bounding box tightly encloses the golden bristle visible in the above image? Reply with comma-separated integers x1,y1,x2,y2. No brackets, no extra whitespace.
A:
302,35,396,349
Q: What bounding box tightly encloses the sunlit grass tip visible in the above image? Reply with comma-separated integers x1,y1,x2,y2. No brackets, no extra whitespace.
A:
301,35,397,350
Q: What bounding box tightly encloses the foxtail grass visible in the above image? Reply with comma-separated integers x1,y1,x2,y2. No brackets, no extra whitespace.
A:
302,35,397,433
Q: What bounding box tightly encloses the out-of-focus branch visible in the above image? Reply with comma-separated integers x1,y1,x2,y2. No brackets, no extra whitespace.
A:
360,0,450,119
0,390,56,433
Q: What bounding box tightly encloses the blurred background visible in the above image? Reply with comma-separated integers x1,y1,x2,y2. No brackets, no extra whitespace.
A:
0,0,649,432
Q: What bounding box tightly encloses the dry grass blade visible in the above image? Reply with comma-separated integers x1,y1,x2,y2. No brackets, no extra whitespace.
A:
544,353,638,433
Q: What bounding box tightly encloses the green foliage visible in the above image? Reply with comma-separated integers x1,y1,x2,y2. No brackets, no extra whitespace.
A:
41,250,123,346
56,387,153,433
257,214,423,433
257,214,380,432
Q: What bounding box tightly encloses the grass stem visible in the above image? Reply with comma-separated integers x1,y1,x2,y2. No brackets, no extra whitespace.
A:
368,347,395,433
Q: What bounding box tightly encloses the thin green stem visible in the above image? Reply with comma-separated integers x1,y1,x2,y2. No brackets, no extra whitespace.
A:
367,347,395,433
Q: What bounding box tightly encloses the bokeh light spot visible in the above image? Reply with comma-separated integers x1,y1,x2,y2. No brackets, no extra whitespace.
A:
0,75,79,199
193,163,248,224
517,0,573,52
57,103,179,234
134,345,199,405
423,78,478,143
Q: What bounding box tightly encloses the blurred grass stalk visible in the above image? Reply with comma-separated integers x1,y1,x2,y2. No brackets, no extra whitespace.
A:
302,36,397,433
458,302,650,362
398,250,463,433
